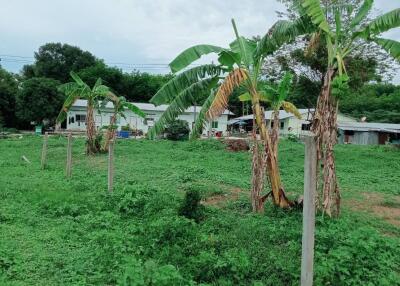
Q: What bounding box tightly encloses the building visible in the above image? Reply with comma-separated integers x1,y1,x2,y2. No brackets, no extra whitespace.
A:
338,122,400,145
228,109,356,136
66,99,233,135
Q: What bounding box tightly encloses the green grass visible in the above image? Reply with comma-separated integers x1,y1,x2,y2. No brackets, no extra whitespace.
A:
0,136,399,285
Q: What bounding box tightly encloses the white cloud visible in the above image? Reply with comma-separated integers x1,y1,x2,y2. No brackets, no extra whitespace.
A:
0,0,398,82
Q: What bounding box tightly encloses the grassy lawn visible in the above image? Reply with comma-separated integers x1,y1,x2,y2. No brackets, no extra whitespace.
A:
0,136,399,285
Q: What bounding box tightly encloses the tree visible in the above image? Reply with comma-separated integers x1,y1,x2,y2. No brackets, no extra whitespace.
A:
147,19,308,212
57,72,113,155
23,43,97,83
240,72,301,157
15,77,63,128
340,83,400,123
283,0,400,216
101,94,145,151
0,67,18,128
164,119,190,141
78,62,172,103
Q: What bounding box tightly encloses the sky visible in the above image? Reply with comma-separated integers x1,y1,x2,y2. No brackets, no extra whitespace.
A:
0,0,399,81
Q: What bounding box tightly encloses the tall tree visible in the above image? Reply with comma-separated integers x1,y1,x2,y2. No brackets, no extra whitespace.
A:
147,18,311,212
280,0,400,216
23,43,97,83
57,72,113,155
0,67,18,128
15,77,63,128
78,62,172,103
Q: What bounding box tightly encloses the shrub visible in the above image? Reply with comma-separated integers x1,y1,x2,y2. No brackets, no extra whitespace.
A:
287,134,299,142
178,189,205,223
121,124,131,131
164,120,190,141
119,258,186,286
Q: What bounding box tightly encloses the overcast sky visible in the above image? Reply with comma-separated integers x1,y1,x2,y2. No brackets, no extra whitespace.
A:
0,0,399,81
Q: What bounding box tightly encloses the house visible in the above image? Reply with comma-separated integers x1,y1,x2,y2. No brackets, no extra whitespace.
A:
66,100,233,135
228,109,356,137
338,122,400,145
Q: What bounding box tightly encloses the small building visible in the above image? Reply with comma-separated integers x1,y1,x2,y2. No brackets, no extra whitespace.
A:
228,109,356,137
338,122,400,145
66,100,233,135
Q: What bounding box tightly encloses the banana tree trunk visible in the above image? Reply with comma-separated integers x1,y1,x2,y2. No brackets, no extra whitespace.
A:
103,113,117,152
250,88,292,209
251,136,266,213
311,68,341,217
86,103,98,155
271,109,280,159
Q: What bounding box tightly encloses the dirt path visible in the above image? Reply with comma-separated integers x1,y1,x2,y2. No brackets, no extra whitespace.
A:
346,192,400,227
203,188,245,207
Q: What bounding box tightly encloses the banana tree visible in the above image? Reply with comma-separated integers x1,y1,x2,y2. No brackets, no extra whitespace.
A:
101,94,145,151
239,72,302,157
57,72,113,155
148,19,309,212
295,0,400,216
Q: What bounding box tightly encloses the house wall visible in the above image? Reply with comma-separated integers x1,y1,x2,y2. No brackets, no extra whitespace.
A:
279,112,356,137
338,131,379,145
354,131,379,145
66,107,229,135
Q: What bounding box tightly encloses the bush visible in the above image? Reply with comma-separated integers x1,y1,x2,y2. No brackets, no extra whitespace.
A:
119,258,186,286
164,120,190,141
121,124,131,131
178,189,205,223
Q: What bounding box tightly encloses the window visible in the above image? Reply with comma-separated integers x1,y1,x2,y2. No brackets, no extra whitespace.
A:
212,121,218,128
144,117,155,126
76,114,86,123
301,123,311,131
68,116,75,124
280,121,285,130
344,130,354,136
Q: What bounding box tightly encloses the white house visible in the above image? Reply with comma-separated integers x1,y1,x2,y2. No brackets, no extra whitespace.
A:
228,109,357,137
66,100,233,135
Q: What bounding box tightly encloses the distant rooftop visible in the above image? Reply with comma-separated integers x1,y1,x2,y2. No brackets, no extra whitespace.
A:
338,122,400,133
71,99,234,115
228,109,314,125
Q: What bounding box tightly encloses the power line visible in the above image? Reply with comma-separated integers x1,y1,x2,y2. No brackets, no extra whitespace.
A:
0,53,201,68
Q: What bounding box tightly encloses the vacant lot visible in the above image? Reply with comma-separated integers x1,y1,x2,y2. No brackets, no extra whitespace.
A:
0,136,399,285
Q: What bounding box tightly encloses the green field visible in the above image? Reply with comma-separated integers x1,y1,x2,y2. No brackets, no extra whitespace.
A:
0,136,399,285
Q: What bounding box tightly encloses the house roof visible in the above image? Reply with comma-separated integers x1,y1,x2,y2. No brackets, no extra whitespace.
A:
71,99,234,115
228,109,314,125
338,122,400,134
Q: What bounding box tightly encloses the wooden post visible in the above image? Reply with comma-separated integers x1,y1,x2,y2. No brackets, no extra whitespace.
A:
66,133,72,178
41,132,48,169
108,140,114,193
301,135,317,286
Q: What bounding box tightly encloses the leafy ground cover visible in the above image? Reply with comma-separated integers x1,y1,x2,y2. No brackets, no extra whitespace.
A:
0,136,399,285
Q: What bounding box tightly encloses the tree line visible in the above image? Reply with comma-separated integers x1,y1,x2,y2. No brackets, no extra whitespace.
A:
0,43,171,129
1,37,400,131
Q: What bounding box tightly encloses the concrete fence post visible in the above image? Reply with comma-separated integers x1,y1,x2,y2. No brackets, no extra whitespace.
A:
41,132,48,169
108,140,114,193
301,135,317,286
66,133,72,178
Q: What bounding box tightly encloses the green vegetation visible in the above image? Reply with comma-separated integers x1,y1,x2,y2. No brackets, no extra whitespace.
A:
0,136,399,285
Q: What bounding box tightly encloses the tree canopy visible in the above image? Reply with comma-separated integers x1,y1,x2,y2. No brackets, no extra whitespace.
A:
16,77,64,127
0,67,18,128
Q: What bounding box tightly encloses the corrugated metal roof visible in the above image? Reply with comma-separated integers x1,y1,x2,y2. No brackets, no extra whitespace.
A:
228,109,314,125
71,99,234,115
338,122,400,133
